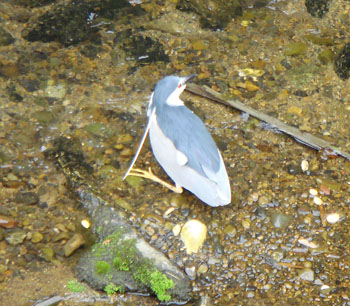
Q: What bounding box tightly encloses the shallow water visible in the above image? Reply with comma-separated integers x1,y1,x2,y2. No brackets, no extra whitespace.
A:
0,0,350,304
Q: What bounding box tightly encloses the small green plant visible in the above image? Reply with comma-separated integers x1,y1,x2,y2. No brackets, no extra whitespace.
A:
134,262,173,302
95,260,111,274
67,280,85,293
113,255,130,271
104,283,124,295
149,270,173,302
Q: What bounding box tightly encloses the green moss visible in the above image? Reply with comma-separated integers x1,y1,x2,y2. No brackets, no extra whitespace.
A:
95,260,111,274
113,255,130,271
104,283,124,295
67,280,86,293
149,270,174,302
134,261,174,302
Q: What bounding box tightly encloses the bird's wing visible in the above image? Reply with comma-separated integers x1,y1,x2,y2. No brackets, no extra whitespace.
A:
157,105,221,179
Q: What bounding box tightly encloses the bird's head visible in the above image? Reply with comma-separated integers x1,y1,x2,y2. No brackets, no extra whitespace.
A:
152,75,196,108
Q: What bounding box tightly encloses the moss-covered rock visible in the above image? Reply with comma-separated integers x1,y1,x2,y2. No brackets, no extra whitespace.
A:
76,228,188,303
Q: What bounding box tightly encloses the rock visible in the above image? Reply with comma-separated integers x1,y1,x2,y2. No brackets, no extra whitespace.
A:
0,27,15,46
5,231,26,245
114,30,169,65
271,213,292,229
181,219,207,255
15,191,39,205
284,42,308,56
64,233,86,257
31,232,44,243
177,0,243,30
334,43,350,80
44,84,66,99
305,0,330,18
73,189,191,304
22,0,137,46
299,268,315,282
40,246,55,262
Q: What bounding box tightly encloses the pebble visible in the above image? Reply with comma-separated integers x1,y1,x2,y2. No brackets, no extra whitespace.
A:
313,196,323,205
185,265,196,280
180,219,207,254
5,231,26,245
172,224,181,236
63,233,85,257
301,160,309,172
81,219,90,229
299,268,315,282
326,213,340,224
31,232,43,243
41,246,55,262
271,213,292,229
309,188,318,196
197,264,208,274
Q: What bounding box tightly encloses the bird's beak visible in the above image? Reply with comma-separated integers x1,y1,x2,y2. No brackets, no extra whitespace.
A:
183,74,197,84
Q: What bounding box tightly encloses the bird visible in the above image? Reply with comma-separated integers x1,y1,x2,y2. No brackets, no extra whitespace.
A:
123,75,231,207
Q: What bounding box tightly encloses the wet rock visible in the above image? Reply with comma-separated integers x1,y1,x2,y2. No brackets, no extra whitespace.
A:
5,230,26,245
305,0,330,18
113,29,169,65
319,49,334,65
299,268,315,282
194,294,213,306
6,85,23,102
44,83,66,99
40,246,55,262
0,27,15,46
284,42,308,56
0,215,18,229
271,213,292,229
14,0,56,8
75,218,191,303
181,220,207,255
334,43,350,80
185,264,196,280
32,110,57,125
177,0,243,30
19,79,40,92
63,233,86,257
22,0,142,47
31,232,44,243
15,191,39,205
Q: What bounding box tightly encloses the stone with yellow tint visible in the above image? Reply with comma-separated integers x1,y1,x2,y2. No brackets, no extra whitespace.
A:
180,219,207,254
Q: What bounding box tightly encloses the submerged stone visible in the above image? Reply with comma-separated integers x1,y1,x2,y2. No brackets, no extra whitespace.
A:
271,212,292,229
0,27,15,46
177,0,243,30
114,29,169,65
305,0,330,18
22,0,143,47
334,43,350,80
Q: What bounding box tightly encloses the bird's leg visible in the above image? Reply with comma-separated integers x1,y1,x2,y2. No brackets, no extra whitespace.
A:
126,167,183,193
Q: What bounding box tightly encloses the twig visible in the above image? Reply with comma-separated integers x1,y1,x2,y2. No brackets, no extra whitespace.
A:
186,83,350,161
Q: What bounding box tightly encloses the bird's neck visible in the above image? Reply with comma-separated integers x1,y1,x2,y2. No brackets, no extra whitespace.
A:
166,95,184,106
166,87,185,106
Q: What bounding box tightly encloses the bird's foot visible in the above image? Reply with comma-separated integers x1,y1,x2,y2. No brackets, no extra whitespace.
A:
127,167,183,193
